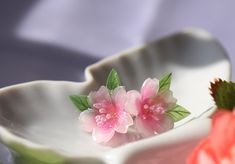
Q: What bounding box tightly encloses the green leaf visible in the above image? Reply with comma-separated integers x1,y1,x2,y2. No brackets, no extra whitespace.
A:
106,69,121,90
159,73,172,92
69,95,90,112
210,79,235,110
166,105,191,122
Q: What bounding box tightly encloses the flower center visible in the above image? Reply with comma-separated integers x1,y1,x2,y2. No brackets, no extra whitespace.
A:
93,103,117,126
141,98,166,119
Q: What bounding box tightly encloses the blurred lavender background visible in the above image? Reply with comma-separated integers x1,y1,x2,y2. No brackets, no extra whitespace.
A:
0,0,234,163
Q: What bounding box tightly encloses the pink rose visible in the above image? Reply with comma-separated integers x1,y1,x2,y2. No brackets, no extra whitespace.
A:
187,109,235,164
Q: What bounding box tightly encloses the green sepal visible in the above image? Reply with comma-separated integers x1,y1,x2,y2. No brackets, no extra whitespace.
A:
210,79,235,110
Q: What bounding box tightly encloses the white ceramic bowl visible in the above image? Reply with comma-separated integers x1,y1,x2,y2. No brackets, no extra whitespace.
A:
0,28,231,164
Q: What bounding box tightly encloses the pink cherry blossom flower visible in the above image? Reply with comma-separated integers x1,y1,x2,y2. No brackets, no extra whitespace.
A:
126,78,176,137
79,86,133,143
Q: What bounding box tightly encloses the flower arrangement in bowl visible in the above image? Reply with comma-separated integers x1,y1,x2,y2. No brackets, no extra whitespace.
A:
0,28,231,164
70,69,190,144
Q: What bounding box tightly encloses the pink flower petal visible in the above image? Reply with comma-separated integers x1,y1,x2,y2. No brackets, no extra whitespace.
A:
135,117,153,137
126,90,141,116
115,112,133,133
89,86,110,104
112,86,127,110
159,90,177,110
92,127,115,143
210,111,235,157
141,78,159,100
155,115,174,133
135,115,174,137
79,109,95,132
198,151,216,164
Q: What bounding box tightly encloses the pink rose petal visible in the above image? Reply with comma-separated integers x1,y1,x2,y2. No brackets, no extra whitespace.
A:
198,151,216,164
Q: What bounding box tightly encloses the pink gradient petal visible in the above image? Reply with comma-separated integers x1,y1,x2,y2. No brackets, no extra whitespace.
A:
135,115,174,137
126,90,141,116
115,112,133,133
159,90,177,110
198,151,216,164
112,86,127,110
79,109,95,132
92,127,115,143
210,111,235,157
155,115,174,133
89,86,110,104
141,78,159,100
135,117,153,137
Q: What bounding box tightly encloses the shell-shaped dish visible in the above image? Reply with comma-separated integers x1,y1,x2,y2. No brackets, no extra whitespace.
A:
0,28,231,164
